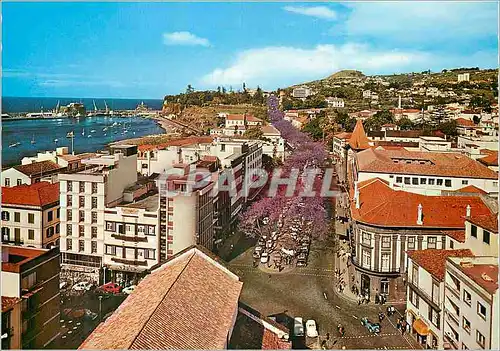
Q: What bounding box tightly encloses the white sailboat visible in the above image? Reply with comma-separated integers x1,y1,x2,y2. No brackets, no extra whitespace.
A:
31,134,36,144
82,128,85,136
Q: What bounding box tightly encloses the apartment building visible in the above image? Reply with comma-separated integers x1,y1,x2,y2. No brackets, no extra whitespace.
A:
418,137,452,152
349,178,493,301
325,97,344,108
353,147,499,196
1,182,60,248
1,246,60,349
2,297,22,349
292,86,312,99
58,145,138,283
449,212,498,256
1,160,63,187
406,249,474,349
20,147,95,173
444,256,498,350
332,132,352,160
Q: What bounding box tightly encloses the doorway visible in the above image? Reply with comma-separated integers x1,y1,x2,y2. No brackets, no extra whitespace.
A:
381,279,389,296
361,274,370,296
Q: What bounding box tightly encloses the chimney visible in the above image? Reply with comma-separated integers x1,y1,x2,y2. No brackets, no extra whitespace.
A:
466,204,471,217
417,203,423,225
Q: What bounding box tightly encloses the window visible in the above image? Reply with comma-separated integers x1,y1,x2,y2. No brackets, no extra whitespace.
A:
412,178,419,185
396,176,402,183
362,232,371,245
56,223,60,234
148,226,155,235
463,290,472,305
445,179,452,187
91,197,97,209
1,211,10,221
79,240,85,252
462,180,469,185
79,196,85,207
118,224,125,234
14,228,20,241
476,331,485,348
471,225,477,238
409,288,419,308
67,224,72,236
137,225,145,234
404,177,411,184
428,178,435,185
91,227,97,239
67,195,73,206
67,238,72,250
4,178,10,187
427,236,437,249
494,181,499,188
1,227,10,241
28,213,34,224
57,208,60,218
420,178,427,185
67,209,73,221
13,212,21,223
92,183,98,194
362,249,371,268
381,253,390,271
462,317,471,334
432,281,440,304
449,240,454,249
437,179,443,186
91,241,97,254
46,227,54,238
17,179,22,186
381,236,391,248
106,222,115,231
28,229,35,240
412,265,419,286
91,212,97,224
105,245,116,255
79,211,85,222
477,302,487,320
67,181,73,192
407,236,415,249
429,308,440,329
79,182,85,193
47,210,53,222
483,231,490,245
126,224,133,232
145,249,155,259
79,225,84,237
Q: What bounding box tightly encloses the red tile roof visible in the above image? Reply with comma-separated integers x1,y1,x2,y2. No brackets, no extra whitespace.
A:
355,148,498,179
457,263,498,294
138,136,213,151
348,120,370,150
453,185,488,195
334,132,352,140
467,213,498,233
1,182,59,207
478,151,498,167
351,178,492,228
13,160,62,177
226,114,262,123
80,246,243,350
408,249,474,281
442,230,466,243
2,296,22,312
261,124,281,135
1,246,48,273
456,118,475,127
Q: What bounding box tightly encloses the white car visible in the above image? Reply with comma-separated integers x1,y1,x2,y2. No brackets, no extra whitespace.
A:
260,252,269,264
123,285,136,295
306,319,318,338
72,281,93,291
294,317,304,337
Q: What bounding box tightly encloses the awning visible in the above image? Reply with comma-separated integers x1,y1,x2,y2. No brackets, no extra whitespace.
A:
413,319,429,335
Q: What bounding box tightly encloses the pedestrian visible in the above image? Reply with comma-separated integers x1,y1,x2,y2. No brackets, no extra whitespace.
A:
378,312,385,323
396,320,401,330
326,333,330,341
401,321,407,335
375,294,380,304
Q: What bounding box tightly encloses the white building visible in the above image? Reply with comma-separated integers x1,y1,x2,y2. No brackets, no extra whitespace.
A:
457,135,499,152
332,132,352,159
406,249,474,349
363,90,372,98
419,136,452,152
353,147,499,196
457,73,470,83
58,145,139,283
1,182,60,248
292,86,312,99
1,160,63,187
325,97,345,108
444,256,498,350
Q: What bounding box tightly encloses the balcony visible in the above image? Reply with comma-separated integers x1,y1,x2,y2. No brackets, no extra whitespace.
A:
111,257,148,266
111,234,148,242
445,309,459,326
443,334,459,349
445,283,460,298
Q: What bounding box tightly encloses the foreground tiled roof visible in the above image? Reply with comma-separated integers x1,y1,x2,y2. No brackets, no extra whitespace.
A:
408,249,474,281
477,151,498,167
13,160,62,176
351,178,492,228
1,182,60,207
453,185,488,195
348,120,370,150
138,136,213,152
355,148,498,179
2,296,22,312
467,213,498,233
79,246,243,350
456,117,476,127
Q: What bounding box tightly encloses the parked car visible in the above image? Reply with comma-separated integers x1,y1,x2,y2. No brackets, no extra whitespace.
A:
306,319,318,338
60,281,68,290
294,317,304,337
72,281,93,291
122,285,136,295
266,240,273,248
361,317,380,334
85,309,98,320
98,282,122,294
260,252,269,264
253,250,261,259
296,260,307,267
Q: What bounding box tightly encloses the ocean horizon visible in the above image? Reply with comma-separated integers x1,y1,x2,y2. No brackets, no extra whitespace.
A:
1,96,164,114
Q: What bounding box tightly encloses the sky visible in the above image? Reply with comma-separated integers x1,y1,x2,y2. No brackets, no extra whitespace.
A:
2,2,498,99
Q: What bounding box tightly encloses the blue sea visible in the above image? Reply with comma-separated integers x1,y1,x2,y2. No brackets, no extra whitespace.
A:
1,116,165,167
1,96,164,113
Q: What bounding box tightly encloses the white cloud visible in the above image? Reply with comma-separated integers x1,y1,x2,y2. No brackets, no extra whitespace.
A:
283,6,337,20
163,31,210,47
201,43,429,88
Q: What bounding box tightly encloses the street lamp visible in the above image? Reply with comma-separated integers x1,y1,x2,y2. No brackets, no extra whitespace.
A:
98,295,103,321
